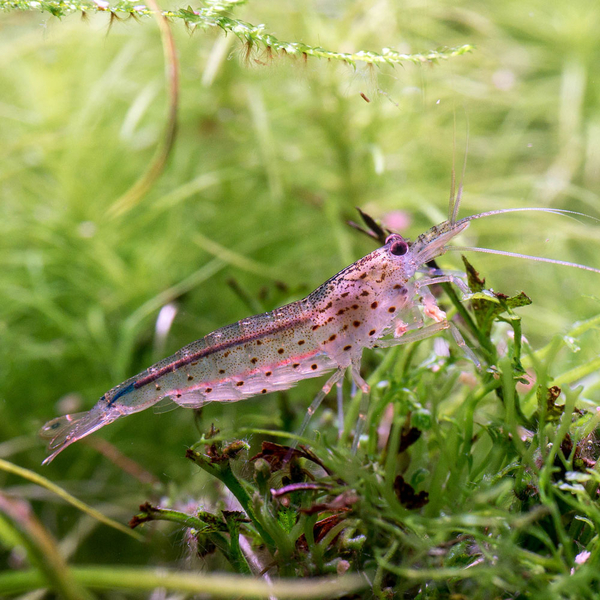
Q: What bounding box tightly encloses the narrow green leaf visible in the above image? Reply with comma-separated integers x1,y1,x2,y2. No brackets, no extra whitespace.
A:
0,458,142,541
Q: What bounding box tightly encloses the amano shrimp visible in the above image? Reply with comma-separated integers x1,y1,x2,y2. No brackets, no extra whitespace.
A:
40,206,600,464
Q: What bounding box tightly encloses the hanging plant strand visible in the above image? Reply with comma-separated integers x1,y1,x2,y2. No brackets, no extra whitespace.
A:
0,0,473,68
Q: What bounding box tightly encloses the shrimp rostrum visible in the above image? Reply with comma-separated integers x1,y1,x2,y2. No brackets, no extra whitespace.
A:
41,207,600,464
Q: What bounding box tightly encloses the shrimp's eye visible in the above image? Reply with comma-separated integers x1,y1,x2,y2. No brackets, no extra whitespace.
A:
390,240,408,256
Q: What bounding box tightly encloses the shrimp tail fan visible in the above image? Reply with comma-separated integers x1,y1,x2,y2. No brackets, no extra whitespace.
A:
40,409,117,464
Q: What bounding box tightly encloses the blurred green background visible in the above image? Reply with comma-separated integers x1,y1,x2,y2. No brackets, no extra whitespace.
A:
1,0,599,575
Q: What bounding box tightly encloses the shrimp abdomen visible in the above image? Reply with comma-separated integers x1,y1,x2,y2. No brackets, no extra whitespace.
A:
40,300,338,462
123,301,333,405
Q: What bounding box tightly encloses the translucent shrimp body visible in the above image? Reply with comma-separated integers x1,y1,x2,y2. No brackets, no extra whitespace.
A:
41,221,470,463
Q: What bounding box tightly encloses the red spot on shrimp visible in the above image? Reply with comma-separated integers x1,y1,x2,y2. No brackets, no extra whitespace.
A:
343,345,352,351
219,369,225,374
360,290,369,296
251,357,258,364
205,388,212,393
329,334,337,341
293,363,300,368
388,306,396,313
191,361,198,366
224,351,231,357
393,284,402,290
261,389,267,394
311,364,318,370
341,292,349,298
371,302,378,309
359,273,367,280
337,309,345,315
278,348,285,354
187,374,194,381
298,340,305,346
369,329,376,336
256,340,262,345
312,325,319,331
352,304,359,310
236,381,244,387
353,321,361,328
265,371,272,377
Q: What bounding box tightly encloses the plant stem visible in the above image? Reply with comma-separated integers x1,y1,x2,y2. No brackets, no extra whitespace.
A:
186,449,276,550
0,566,367,598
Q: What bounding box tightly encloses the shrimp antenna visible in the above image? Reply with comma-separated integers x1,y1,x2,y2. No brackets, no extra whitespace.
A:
448,111,457,224
451,113,469,226
448,206,600,273
448,246,600,275
456,207,600,226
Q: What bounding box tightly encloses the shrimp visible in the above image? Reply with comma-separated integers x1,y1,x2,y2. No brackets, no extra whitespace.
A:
40,205,600,464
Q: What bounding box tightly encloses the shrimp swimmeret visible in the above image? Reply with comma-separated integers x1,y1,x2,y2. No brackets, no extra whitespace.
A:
40,206,600,464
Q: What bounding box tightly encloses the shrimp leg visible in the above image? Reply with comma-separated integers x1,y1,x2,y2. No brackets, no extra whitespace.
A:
417,275,470,296
374,321,451,348
336,379,344,438
448,322,480,367
294,368,346,444
417,284,480,366
376,319,480,367
350,361,370,453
